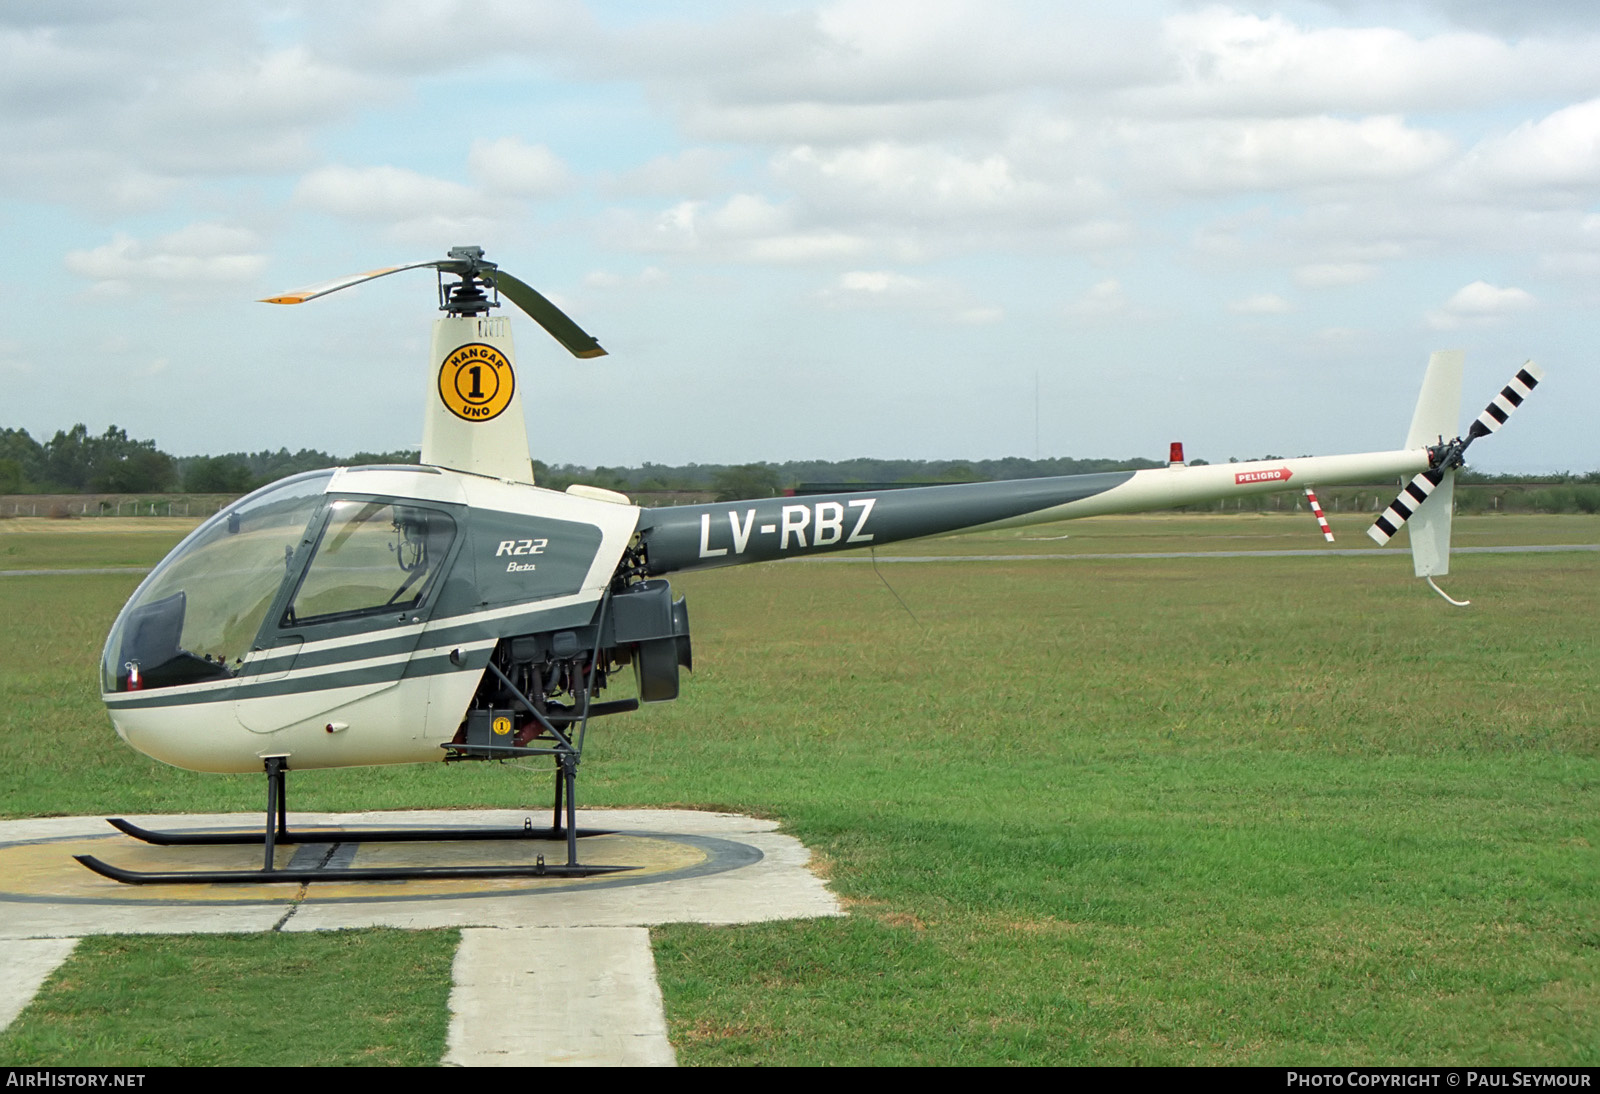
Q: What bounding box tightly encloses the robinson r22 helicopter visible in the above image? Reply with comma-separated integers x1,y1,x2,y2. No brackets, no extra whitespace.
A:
82,246,1544,885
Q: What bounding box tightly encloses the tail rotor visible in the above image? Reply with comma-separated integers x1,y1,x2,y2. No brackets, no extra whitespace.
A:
1366,361,1544,549
1366,361,1544,604
1467,363,1542,442
1367,468,1447,547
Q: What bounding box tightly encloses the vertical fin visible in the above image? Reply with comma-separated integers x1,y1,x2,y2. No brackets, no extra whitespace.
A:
1406,469,1455,577
1405,350,1463,451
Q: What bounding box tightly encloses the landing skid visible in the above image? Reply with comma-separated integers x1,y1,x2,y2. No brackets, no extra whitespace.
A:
103,816,614,846
78,754,633,885
73,855,631,885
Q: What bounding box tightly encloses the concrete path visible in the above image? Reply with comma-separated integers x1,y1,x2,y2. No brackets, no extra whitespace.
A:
445,927,674,1067
0,939,78,1033
0,808,839,1064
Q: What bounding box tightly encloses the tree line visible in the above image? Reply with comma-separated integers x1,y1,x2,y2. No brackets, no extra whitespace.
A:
3,423,1597,514
0,423,1177,498
0,425,419,495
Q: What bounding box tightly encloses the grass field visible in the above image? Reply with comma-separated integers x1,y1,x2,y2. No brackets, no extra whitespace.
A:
0,512,1595,1065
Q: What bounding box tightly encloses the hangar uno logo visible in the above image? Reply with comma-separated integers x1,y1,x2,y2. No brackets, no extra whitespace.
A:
439,342,515,422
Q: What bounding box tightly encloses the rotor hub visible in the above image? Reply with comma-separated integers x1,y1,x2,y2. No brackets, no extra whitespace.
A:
441,274,496,317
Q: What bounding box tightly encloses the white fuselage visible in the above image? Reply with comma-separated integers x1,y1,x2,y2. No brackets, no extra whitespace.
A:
103,466,640,773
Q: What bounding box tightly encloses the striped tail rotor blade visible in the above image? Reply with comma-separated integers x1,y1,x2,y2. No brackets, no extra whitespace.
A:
1368,469,1445,546
1467,361,1544,440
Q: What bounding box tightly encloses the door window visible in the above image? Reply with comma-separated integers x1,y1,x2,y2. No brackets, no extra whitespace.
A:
284,500,456,626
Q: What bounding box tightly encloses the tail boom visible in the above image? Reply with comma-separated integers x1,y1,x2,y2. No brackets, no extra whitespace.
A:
638,448,1428,576
1003,450,1428,527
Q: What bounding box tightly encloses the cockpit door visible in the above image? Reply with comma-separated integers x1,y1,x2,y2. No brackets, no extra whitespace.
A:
234,497,462,734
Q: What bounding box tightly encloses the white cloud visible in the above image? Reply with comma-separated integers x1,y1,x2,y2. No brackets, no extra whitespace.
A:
32,41,380,170
7,3,1600,472
291,164,511,246
706,193,789,235
608,194,871,263
1540,251,1600,278
0,336,33,376
818,268,1000,321
1067,278,1129,317
608,148,736,198
1460,97,1600,191
63,224,266,292
1445,280,1536,312
762,139,1124,255
775,143,1059,219
468,137,572,198
583,267,668,290
746,232,875,262
1062,220,1135,250
672,0,1164,121
164,46,383,132
607,134,1124,263
954,305,1003,324
0,11,390,212
1313,326,1361,344
1294,262,1378,288
1148,9,1599,116
828,270,931,300
295,164,478,220
1136,115,1454,194
327,0,592,75
1228,293,1293,314
1426,279,1536,328
681,97,1009,146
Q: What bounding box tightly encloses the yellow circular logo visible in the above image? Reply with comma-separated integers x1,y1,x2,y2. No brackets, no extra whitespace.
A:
438,343,515,422
492,716,513,738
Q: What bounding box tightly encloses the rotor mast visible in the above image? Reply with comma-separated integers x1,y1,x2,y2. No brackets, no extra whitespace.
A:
422,247,535,483
261,244,606,486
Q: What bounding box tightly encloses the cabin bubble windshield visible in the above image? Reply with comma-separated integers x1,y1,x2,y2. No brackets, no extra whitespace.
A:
101,472,332,692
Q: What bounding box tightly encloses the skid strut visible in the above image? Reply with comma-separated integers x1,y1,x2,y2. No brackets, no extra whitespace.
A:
75,755,633,885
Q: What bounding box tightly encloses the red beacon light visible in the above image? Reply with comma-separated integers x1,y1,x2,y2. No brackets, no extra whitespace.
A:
1169,442,1185,467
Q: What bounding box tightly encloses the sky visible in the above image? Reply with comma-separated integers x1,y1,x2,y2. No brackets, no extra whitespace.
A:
2,0,1596,473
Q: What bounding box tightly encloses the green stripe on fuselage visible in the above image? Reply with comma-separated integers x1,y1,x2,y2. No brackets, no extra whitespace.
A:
638,472,1133,574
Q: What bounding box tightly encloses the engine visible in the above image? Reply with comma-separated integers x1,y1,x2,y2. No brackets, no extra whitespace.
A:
450,578,691,759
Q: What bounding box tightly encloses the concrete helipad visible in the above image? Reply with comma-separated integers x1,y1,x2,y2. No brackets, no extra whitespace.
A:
0,808,841,1065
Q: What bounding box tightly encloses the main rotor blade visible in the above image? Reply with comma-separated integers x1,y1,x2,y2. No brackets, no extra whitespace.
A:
1467,362,1543,440
262,251,607,358
485,270,607,359
260,260,444,305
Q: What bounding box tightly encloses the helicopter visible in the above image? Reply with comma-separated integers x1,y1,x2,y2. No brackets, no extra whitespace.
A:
81,246,1543,885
